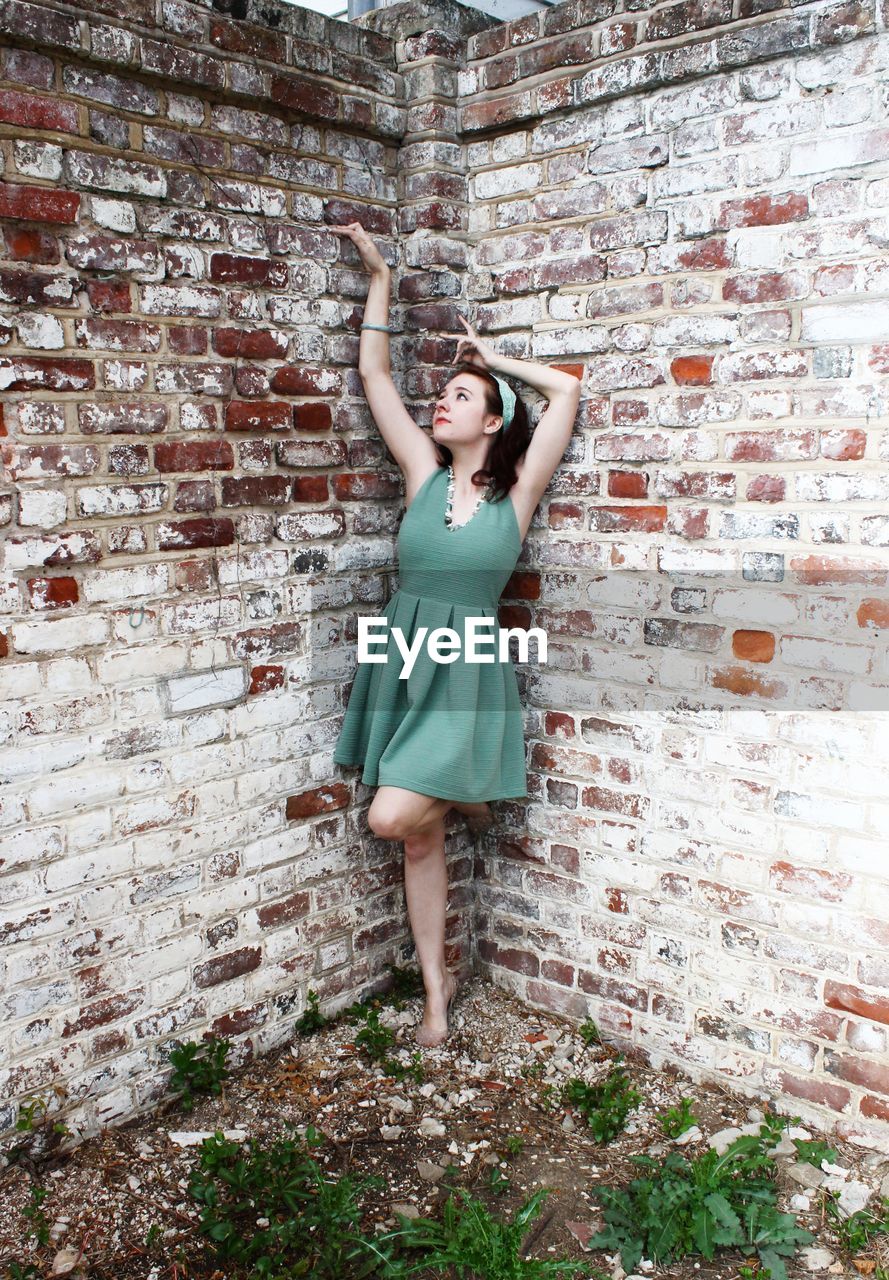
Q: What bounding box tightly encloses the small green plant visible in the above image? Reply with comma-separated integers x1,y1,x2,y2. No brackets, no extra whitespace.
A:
144,1222,163,1249
562,1060,642,1143
659,1096,702,1138
578,1018,600,1046
824,1190,889,1255
21,1183,51,1247
188,1124,398,1278
386,964,425,1004
487,1164,511,1196
6,1264,41,1279
586,1111,815,1280
737,1264,770,1280
520,1060,545,1080
294,988,327,1036
353,1006,396,1062
387,1050,425,1085
503,1134,525,1157
391,1187,594,1278
792,1136,838,1169
166,1034,231,1112
7,1090,71,1166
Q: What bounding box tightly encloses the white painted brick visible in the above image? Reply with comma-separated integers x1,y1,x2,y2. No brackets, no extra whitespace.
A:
29,769,125,819
82,565,169,604
164,666,248,714
18,489,67,528
44,843,135,893
12,615,109,655
800,301,889,343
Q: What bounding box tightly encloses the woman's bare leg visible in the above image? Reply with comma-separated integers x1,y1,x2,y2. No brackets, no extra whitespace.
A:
367,788,458,1043
402,814,456,1045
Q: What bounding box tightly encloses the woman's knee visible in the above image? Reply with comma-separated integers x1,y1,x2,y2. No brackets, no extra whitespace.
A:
404,818,446,862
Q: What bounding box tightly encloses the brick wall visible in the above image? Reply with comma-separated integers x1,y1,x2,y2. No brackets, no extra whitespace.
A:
1,0,888,1149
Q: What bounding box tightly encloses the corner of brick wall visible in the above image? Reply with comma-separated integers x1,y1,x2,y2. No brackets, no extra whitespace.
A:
1,0,888,1151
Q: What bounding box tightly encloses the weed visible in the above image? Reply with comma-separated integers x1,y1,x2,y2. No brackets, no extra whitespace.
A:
578,1019,600,1047
487,1165,512,1196
386,964,425,1005
586,1111,815,1280
562,1060,642,1143
166,1035,231,1112
503,1135,525,1158
521,1060,545,1080
21,1184,51,1248
294,989,327,1037
792,1136,838,1169
144,1222,163,1249
659,1096,702,1139
187,1123,398,1278
354,1007,396,1063
391,1187,594,1278
6,1090,71,1167
823,1190,889,1256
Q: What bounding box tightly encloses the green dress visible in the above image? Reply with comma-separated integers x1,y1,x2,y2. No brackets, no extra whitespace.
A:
333,465,528,802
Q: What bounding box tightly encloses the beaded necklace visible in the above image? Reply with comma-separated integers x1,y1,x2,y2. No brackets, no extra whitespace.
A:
444,465,488,531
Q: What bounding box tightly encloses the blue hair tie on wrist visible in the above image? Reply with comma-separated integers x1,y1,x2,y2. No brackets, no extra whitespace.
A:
491,374,515,432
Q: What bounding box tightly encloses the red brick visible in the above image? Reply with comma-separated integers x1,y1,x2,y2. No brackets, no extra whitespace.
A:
548,500,583,528
582,785,648,820
671,355,713,385
225,401,292,432
27,576,78,611
150,439,231,474
825,981,889,1027
732,630,775,662
791,556,887,587
257,892,311,930
607,470,648,498
820,429,866,461
271,366,343,395
588,504,666,533
0,358,94,392
710,665,788,699
291,475,329,502
770,861,853,903
221,475,291,506
62,991,145,1037
857,599,889,630
249,664,285,695
285,783,351,819
208,249,284,280
212,328,289,359
824,1051,889,1097
293,403,333,431
156,518,235,550
0,182,80,224
478,938,539,976
4,227,61,264
331,472,401,500
194,947,262,989
746,474,785,502
718,192,808,228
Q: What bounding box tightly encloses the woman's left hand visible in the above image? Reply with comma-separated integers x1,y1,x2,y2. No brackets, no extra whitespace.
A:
450,315,499,370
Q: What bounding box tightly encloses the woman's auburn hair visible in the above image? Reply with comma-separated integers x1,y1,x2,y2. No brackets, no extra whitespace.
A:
431,363,532,504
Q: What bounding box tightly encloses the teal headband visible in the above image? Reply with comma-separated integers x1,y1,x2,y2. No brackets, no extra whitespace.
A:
491,374,515,432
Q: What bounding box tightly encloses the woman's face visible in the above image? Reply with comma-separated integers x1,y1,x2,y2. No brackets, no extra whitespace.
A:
432,375,500,443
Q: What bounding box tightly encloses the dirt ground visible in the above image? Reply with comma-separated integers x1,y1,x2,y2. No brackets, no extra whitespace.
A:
2,976,887,1279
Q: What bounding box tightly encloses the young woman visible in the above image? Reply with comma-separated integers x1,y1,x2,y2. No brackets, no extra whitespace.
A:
327,221,581,1046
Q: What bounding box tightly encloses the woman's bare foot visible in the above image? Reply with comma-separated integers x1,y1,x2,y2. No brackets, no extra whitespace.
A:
415,971,457,1047
450,800,494,835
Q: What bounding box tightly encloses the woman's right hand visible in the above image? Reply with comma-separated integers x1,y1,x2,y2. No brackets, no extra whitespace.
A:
327,221,389,276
